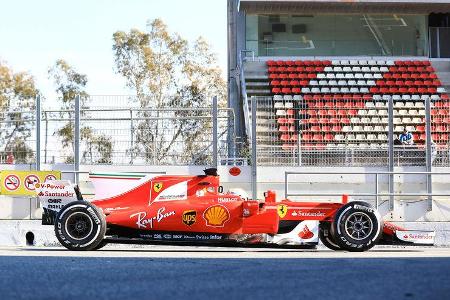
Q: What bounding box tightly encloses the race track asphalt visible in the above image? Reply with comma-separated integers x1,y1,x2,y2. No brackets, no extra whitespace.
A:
0,246,449,300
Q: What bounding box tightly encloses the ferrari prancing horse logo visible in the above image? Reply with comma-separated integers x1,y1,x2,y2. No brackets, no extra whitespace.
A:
153,182,163,193
277,204,288,219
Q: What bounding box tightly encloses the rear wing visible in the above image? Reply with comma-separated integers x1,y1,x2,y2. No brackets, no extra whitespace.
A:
36,181,82,225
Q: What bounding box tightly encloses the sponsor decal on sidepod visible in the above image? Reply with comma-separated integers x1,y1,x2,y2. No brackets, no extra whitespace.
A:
203,205,230,227
130,207,175,229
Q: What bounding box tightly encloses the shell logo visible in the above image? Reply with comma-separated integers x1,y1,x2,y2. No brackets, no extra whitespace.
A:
203,205,230,227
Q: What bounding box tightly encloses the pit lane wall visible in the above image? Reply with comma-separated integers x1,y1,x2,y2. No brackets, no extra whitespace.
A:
1,164,450,246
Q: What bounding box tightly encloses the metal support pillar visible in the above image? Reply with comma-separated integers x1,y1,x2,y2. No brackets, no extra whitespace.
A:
251,98,257,200
212,96,218,167
425,97,433,211
388,97,394,211
35,95,41,171
74,95,80,184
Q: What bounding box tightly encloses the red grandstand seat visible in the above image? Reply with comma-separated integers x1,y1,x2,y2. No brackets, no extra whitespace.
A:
432,80,441,86
380,87,390,93
384,73,392,79
416,67,426,73
399,87,408,93
267,60,277,67
271,80,280,86
307,74,317,79
277,118,287,124
286,109,295,116
317,110,328,117
405,80,414,86
442,94,449,100
340,118,351,124
337,109,347,117
310,125,321,132
312,134,323,142
426,66,435,72
410,73,420,79
323,60,332,65
288,73,298,79
269,74,278,79
299,80,309,86
329,117,340,124
363,95,372,101
280,134,291,141
279,73,288,79
322,125,332,132
291,135,298,141
355,102,365,108
315,67,324,72
439,109,449,115
441,134,449,142
348,109,358,116
307,110,317,117
279,126,289,133
318,117,329,124
308,117,319,124
408,87,418,94
389,87,399,94
419,133,426,141
294,60,304,66
292,88,301,93
302,133,313,141
280,80,289,86
324,133,334,142
332,125,342,132
324,102,334,108
395,80,405,86
334,95,343,101
305,66,315,73
428,88,437,94
370,87,379,94
328,110,337,117
289,80,300,86
282,88,292,94
272,88,281,94
400,73,410,79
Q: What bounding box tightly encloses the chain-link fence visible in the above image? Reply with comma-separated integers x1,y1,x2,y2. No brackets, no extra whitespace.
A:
249,95,449,167
2,95,236,166
0,97,36,164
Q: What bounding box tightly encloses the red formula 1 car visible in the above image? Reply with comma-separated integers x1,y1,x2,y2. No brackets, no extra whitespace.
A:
37,169,435,251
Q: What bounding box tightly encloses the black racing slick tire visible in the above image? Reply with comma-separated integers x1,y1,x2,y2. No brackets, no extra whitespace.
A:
93,240,109,250
55,201,106,251
331,201,382,252
319,222,341,251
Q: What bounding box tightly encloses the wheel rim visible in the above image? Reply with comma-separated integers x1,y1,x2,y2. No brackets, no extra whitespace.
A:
65,212,94,241
344,212,373,241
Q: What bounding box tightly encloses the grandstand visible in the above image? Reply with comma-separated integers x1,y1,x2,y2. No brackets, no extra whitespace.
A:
228,0,450,166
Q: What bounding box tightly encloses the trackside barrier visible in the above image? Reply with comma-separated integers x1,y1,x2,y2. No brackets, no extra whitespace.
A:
285,171,450,212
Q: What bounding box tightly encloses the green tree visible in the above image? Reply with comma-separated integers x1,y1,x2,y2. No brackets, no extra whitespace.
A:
48,60,112,164
112,19,226,164
0,61,38,163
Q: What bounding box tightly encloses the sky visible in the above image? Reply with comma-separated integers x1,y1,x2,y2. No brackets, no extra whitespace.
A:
0,0,228,103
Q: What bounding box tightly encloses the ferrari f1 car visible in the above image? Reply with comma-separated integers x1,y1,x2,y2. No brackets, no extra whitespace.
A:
37,169,435,251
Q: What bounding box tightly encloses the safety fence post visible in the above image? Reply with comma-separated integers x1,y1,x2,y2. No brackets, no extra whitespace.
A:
212,96,218,167
35,95,41,171
74,95,80,184
251,98,257,200
425,97,433,211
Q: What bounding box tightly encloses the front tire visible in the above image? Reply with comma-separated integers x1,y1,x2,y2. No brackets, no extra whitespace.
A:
55,201,106,251
331,201,382,252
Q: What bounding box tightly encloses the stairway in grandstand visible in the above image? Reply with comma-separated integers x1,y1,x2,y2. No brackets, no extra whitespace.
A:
243,58,450,165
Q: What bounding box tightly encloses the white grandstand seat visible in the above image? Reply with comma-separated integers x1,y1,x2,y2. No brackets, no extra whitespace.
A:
370,67,380,72
377,133,387,140
331,87,340,93
363,73,374,79
340,60,349,65
382,95,392,101
347,80,356,86
285,102,294,109
293,95,303,100
431,95,441,101
384,126,389,131
404,102,414,108
360,117,370,124
402,117,412,124
359,60,369,65
359,143,370,149
367,80,376,86
381,117,389,123
366,134,377,140
337,144,347,150
373,95,382,101
357,110,367,116
345,74,355,79
393,118,402,124
321,87,331,93
324,67,333,72
394,125,404,132
367,109,378,116
377,60,386,65
412,117,422,124
274,102,284,109
274,95,283,101
350,87,359,93
353,126,363,132
334,67,343,72
370,143,380,149
310,80,319,86
319,80,328,86
372,117,381,123
393,95,402,101
336,73,345,79
360,87,369,93
350,60,358,65
364,126,374,132
362,67,370,72
338,80,347,86
395,102,405,108
343,125,353,132
368,60,376,65
356,134,366,140
311,88,321,93
355,73,364,79
406,125,415,132
327,74,336,79
414,102,424,108
375,102,386,108
374,126,385,132
352,66,362,72
350,117,360,124
341,87,351,93
398,109,408,116
335,134,345,141
332,60,340,65
437,87,447,93
386,61,395,66
276,110,286,116
317,74,326,79
302,88,311,93
380,67,389,72
373,74,383,79
284,95,293,100
402,95,411,101
356,80,365,86
411,95,421,101
421,95,430,101
418,109,425,115
329,80,338,86
347,134,356,141
366,102,375,108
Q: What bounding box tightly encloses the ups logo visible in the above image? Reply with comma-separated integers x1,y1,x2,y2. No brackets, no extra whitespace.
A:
182,210,197,226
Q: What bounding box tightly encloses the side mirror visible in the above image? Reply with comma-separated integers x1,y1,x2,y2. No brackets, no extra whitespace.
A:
218,186,223,193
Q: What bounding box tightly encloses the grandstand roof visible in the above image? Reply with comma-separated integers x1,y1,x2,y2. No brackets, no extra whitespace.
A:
239,0,450,14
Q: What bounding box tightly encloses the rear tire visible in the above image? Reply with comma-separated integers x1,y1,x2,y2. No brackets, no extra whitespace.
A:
55,201,106,251
319,222,341,251
331,201,382,252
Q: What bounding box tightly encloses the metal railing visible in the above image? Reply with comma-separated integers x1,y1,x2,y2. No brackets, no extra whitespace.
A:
285,171,450,212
